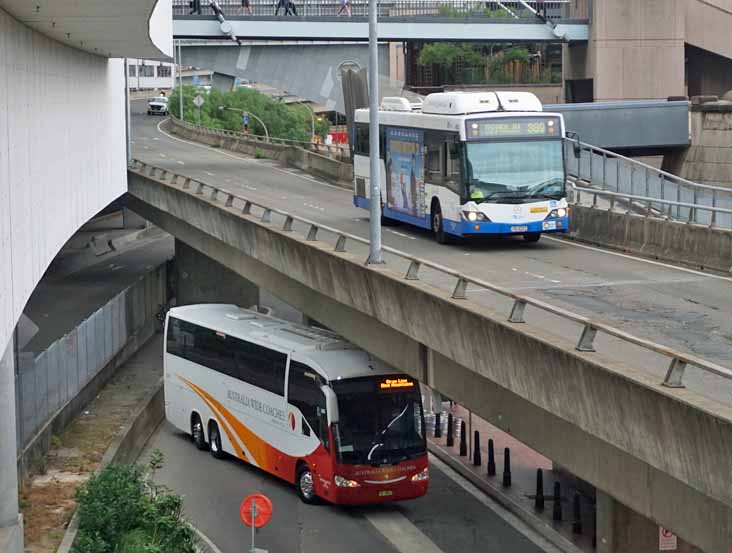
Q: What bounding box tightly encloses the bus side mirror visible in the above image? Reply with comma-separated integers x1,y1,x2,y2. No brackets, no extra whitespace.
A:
321,385,339,424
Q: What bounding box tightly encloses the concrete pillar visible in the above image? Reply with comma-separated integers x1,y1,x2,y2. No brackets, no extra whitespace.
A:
174,239,259,308
122,208,149,230
211,72,237,93
564,0,686,101
0,336,23,553
596,490,702,553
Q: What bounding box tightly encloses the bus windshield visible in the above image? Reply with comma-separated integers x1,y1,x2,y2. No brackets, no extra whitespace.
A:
465,140,565,201
332,376,425,466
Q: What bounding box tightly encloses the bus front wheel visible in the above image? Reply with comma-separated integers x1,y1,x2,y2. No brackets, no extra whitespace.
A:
431,202,449,245
208,421,226,459
296,464,318,504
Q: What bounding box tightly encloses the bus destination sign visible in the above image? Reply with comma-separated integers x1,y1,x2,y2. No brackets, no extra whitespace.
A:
379,377,415,391
468,117,560,140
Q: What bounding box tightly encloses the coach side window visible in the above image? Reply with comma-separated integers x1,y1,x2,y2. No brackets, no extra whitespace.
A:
232,340,286,396
424,132,444,185
288,362,329,450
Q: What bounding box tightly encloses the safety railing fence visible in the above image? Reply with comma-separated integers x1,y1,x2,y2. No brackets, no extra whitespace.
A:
174,118,352,161
131,158,732,397
173,0,580,19
14,266,167,451
563,138,732,230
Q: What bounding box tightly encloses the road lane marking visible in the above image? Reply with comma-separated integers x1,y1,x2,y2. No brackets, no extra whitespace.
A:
386,229,417,240
429,454,566,553
545,236,732,283
177,160,185,165
205,171,215,176
364,509,445,553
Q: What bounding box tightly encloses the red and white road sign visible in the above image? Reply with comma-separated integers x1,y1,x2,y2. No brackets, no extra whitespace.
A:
240,494,273,529
659,526,678,551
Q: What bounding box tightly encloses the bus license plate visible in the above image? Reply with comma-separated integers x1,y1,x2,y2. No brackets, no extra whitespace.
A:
510,226,528,233
378,490,393,497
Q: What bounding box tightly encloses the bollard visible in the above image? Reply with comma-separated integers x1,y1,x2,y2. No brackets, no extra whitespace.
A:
572,491,582,534
434,412,442,438
502,448,512,487
473,431,481,466
487,439,496,477
459,421,467,457
535,469,545,512
446,413,454,447
552,482,562,522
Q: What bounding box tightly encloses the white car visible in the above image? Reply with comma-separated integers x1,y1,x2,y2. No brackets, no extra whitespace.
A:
147,96,169,116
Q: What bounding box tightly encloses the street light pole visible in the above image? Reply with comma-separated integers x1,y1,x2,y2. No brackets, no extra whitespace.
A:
367,0,383,264
178,41,184,120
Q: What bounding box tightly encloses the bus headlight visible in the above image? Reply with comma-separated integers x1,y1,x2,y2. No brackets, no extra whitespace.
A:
548,208,568,218
462,211,489,222
334,475,360,488
411,468,429,482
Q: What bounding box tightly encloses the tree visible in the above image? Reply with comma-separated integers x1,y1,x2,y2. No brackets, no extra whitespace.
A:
417,43,484,84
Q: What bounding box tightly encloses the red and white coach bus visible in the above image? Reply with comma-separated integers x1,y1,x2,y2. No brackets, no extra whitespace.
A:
164,304,429,504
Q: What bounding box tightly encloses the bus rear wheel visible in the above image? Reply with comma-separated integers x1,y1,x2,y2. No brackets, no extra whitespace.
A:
523,233,541,243
431,203,449,245
296,464,318,504
208,421,225,459
191,414,207,450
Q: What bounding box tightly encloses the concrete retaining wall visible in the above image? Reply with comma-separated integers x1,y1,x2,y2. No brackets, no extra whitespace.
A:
127,170,732,553
16,263,168,478
569,204,732,273
166,119,354,189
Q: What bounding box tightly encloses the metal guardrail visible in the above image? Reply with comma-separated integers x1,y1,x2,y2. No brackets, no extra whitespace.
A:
572,182,732,227
564,137,732,229
174,118,351,161
174,0,578,19
130,158,732,390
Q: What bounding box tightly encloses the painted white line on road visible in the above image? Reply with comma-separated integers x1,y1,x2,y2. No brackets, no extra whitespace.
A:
190,525,225,553
155,120,349,193
177,160,185,165
245,185,257,191
545,235,732,283
205,171,215,176
386,229,417,240
159,153,166,158
365,509,445,553
429,454,565,553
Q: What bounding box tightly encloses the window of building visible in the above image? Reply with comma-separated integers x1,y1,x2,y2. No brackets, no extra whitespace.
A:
139,65,154,77
288,361,328,449
128,64,137,77
157,65,172,78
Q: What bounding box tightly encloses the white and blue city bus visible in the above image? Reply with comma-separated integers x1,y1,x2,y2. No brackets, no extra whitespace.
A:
352,91,569,243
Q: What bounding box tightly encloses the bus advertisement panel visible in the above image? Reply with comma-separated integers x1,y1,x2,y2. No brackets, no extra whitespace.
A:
386,127,425,218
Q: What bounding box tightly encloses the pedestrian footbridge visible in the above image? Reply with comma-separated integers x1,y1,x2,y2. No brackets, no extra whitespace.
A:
172,0,590,42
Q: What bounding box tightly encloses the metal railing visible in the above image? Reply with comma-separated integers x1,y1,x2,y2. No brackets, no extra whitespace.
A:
173,118,351,161
173,0,579,19
130,158,732,391
564,137,732,230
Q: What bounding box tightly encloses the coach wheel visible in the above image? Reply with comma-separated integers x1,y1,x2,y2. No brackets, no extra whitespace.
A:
191,414,207,451
523,233,541,243
296,464,318,504
431,202,449,244
208,421,225,460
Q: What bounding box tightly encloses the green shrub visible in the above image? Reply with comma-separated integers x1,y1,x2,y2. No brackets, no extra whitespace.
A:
72,464,195,553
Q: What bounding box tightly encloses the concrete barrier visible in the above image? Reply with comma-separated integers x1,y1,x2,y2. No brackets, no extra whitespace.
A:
165,118,354,189
568,204,732,273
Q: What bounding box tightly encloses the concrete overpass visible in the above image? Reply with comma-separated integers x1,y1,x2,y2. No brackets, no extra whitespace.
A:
125,111,732,551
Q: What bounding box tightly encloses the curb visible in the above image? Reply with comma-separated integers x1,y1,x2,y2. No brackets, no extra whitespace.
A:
56,379,165,553
428,441,585,553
